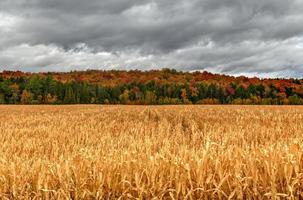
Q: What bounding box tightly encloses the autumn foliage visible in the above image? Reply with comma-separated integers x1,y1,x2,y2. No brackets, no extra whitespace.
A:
0,68,302,104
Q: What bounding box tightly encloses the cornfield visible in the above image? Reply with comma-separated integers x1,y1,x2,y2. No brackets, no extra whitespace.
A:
0,105,303,199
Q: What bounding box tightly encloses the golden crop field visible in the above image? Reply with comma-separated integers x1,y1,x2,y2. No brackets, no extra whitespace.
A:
0,105,303,199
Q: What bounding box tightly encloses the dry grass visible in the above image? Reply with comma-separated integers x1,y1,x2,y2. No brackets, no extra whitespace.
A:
0,105,303,199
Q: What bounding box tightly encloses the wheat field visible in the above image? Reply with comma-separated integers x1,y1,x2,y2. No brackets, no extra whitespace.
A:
0,105,303,199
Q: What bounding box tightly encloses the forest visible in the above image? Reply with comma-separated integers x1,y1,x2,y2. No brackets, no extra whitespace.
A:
0,68,303,105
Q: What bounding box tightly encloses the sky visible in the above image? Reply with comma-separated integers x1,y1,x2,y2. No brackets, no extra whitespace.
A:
0,0,303,78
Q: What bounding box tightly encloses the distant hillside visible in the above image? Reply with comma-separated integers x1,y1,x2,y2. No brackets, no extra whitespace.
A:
0,69,302,105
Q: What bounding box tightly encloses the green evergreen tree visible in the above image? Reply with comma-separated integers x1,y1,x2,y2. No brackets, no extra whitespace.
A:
64,85,76,104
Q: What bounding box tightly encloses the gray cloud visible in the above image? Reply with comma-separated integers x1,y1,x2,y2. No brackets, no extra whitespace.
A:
0,0,303,77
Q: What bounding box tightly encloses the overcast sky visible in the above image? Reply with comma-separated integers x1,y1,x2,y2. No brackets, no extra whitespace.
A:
1,0,303,77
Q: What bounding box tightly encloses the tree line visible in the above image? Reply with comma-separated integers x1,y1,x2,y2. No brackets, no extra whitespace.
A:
0,74,303,105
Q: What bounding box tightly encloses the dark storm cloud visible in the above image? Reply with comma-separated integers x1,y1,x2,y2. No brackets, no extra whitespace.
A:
0,0,303,77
